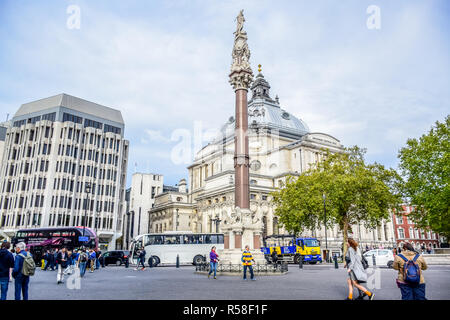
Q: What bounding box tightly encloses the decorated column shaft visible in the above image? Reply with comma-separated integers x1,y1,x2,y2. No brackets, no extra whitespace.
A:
229,10,253,210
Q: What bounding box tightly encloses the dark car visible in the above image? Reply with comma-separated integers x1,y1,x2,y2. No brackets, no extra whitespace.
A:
102,250,130,266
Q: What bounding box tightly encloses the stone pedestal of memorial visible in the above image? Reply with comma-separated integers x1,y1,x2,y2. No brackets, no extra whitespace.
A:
219,207,266,264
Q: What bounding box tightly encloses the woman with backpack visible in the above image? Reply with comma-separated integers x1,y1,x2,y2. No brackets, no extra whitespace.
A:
393,242,428,300
77,248,88,277
344,238,374,300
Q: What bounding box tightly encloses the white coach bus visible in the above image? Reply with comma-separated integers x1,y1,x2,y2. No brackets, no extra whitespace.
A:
130,231,224,266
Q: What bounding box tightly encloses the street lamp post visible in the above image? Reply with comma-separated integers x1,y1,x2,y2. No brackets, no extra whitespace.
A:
126,211,131,250
26,211,31,227
84,182,91,239
95,206,101,236
211,215,221,233
323,193,328,261
215,216,221,233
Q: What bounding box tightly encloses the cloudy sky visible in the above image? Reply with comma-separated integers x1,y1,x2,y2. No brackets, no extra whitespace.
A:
1,0,448,187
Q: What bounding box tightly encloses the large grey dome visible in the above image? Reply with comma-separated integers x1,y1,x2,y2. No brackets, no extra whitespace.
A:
216,72,310,141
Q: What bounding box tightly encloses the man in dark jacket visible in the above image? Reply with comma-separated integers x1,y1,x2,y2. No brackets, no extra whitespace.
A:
0,241,15,300
56,247,68,284
139,248,146,270
95,248,102,269
271,250,278,268
12,242,30,300
43,250,51,271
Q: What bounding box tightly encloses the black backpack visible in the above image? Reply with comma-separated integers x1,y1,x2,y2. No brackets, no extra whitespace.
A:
80,252,87,262
361,254,369,269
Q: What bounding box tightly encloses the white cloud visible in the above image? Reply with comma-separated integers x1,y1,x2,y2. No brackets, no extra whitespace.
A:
0,0,448,185
144,129,171,143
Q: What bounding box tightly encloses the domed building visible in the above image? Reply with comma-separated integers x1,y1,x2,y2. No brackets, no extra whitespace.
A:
150,73,392,251
149,70,397,255
186,70,342,236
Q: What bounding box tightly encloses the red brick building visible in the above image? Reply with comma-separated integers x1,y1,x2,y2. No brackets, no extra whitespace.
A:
392,205,440,250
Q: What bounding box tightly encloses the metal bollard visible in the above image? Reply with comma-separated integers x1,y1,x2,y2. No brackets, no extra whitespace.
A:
176,254,180,268
334,255,338,269
149,256,153,268
299,255,303,269
372,254,376,267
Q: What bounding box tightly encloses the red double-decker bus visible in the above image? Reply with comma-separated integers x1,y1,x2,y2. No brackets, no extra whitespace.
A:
11,227,98,264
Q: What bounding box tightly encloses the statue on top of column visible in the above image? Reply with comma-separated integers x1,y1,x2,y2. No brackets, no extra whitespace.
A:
229,10,254,90
234,10,246,36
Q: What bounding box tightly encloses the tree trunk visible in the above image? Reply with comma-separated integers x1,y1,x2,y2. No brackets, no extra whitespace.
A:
342,214,349,258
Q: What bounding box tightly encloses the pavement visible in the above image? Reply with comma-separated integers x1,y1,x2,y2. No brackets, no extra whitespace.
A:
4,263,450,300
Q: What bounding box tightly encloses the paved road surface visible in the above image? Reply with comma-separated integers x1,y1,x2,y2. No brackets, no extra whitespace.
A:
5,264,450,300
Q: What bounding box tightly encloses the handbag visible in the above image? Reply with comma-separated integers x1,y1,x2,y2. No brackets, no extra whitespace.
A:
360,251,369,269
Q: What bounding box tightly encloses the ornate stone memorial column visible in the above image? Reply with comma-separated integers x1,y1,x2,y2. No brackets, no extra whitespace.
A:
220,10,265,264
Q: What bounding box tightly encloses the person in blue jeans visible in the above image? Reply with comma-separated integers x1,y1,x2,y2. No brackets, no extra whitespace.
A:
0,241,15,300
77,249,88,277
241,245,256,281
208,246,219,279
393,242,428,300
12,242,30,300
95,249,101,269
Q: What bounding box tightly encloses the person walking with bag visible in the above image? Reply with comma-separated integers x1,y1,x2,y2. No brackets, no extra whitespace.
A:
208,246,219,279
77,248,88,277
12,242,35,300
393,242,428,300
345,238,374,300
88,249,96,273
138,247,146,270
56,247,69,284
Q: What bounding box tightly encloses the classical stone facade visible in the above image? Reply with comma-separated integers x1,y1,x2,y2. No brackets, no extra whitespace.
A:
149,179,193,234
0,94,129,249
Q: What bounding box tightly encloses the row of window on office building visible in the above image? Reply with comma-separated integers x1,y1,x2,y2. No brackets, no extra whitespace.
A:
4,159,49,178
47,213,114,230
13,112,121,135
55,160,118,181
0,212,42,228
0,203,114,229
50,195,115,213
8,142,51,160
57,146,120,167
53,178,116,197
60,128,122,152
1,193,44,211
8,131,121,162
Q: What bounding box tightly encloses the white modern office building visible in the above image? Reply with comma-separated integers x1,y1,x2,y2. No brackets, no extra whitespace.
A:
0,94,129,250
0,122,10,167
125,173,163,241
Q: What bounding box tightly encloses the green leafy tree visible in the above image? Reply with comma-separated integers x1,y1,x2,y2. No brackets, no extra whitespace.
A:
272,146,401,255
398,116,450,240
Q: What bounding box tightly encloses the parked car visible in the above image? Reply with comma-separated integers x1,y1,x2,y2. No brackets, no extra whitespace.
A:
102,250,130,266
363,249,395,268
